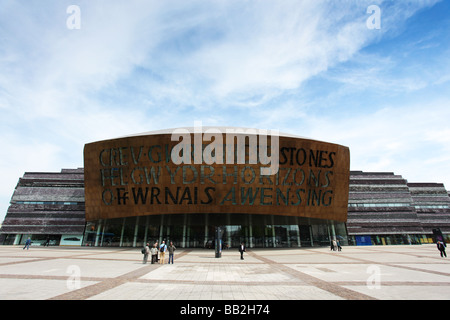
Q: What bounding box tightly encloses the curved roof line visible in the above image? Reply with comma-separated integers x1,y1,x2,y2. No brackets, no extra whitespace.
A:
117,126,313,140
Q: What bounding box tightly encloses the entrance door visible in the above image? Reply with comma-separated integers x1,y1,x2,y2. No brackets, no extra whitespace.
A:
299,225,312,247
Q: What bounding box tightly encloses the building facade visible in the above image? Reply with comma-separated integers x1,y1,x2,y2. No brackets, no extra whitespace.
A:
1,168,449,247
1,129,449,248
82,129,350,248
0,169,85,246
346,171,450,245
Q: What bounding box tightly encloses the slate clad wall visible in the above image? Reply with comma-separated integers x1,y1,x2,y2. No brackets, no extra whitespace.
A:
1,168,449,240
408,183,450,234
346,171,425,235
346,172,450,236
1,168,85,235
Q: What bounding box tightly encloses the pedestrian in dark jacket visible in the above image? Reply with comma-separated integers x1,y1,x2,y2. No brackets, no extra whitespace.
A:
239,242,246,260
168,241,176,264
337,240,342,251
23,238,31,250
437,241,447,258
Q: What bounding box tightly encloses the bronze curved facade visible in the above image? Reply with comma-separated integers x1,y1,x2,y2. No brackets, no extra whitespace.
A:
84,128,350,224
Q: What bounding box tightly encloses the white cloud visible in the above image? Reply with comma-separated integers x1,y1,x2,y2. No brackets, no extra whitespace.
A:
302,99,450,187
1,0,441,116
0,0,448,223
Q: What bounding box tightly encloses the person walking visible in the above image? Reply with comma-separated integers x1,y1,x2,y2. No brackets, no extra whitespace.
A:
437,240,447,258
239,242,246,260
332,239,337,251
143,243,150,264
159,241,167,264
151,244,158,264
337,240,342,251
23,237,31,250
154,241,159,263
168,241,176,264
44,236,50,247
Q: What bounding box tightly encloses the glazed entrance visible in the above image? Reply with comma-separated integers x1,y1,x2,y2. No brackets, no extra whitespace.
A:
82,213,348,248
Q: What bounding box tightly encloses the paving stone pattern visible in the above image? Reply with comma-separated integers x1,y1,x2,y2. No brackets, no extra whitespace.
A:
0,244,449,300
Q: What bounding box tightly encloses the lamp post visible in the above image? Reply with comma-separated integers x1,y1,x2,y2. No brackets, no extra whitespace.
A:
215,226,223,258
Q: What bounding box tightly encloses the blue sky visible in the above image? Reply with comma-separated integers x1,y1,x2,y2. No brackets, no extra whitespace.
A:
1,0,449,222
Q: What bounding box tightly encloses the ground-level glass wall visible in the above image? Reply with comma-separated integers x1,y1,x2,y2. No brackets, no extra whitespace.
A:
82,213,348,248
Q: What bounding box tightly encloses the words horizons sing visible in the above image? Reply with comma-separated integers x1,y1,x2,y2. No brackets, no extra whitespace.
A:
98,144,336,207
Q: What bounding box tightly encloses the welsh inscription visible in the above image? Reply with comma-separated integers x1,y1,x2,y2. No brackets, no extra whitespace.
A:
97,144,336,208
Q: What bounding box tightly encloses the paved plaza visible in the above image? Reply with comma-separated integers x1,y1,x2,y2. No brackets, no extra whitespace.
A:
0,244,449,301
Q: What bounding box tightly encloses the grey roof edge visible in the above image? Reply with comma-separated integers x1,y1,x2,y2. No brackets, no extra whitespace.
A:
85,126,348,148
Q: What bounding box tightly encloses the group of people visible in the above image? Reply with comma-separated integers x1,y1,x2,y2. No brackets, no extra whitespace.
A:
22,237,49,249
330,239,342,251
142,241,248,262
142,240,176,264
